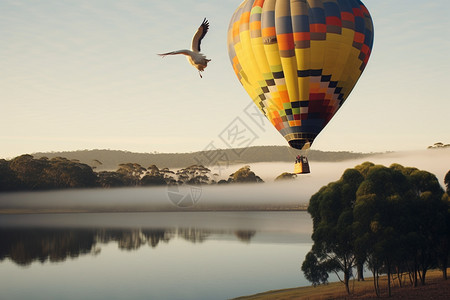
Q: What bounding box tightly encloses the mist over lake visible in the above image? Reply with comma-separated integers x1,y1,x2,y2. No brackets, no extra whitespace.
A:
248,149,449,185
0,149,448,213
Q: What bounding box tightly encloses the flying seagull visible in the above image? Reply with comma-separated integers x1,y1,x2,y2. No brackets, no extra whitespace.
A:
158,18,211,78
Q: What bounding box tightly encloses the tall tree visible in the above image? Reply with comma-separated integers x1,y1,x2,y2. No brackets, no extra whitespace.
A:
116,163,146,186
9,155,48,189
43,157,98,188
228,165,264,183
395,166,446,284
97,171,129,188
304,168,363,294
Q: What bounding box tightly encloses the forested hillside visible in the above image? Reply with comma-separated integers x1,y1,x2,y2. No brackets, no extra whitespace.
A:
32,146,374,170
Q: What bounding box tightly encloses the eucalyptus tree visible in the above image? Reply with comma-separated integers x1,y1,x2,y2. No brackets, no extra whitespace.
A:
228,166,264,183
43,157,98,188
97,171,129,188
275,172,297,181
175,165,211,185
117,163,147,186
9,155,48,189
303,168,363,294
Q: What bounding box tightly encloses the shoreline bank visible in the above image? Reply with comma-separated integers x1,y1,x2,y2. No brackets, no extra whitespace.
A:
233,269,449,300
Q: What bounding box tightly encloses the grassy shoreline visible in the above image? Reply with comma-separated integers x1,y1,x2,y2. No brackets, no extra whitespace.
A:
233,269,449,300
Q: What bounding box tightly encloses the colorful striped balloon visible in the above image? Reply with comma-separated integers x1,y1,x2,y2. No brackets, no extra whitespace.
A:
228,0,374,150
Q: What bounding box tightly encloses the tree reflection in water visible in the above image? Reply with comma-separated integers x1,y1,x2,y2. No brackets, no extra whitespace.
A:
0,227,257,266
0,229,97,266
95,229,172,251
235,230,256,243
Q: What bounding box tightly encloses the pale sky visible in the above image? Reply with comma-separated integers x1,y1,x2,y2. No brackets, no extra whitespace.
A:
1,0,449,159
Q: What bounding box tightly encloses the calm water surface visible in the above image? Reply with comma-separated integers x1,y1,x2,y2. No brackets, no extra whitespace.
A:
0,211,313,300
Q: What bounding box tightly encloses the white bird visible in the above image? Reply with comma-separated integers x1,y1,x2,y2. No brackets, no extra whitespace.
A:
158,18,211,78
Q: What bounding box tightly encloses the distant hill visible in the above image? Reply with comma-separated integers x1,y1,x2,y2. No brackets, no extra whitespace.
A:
32,146,375,171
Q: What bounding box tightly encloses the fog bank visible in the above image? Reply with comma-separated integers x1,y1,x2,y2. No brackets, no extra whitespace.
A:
247,148,449,185
0,149,447,213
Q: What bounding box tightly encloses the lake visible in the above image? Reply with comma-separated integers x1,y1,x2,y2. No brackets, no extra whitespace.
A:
0,211,313,300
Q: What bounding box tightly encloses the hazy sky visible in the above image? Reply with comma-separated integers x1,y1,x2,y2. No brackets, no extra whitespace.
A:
1,0,449,159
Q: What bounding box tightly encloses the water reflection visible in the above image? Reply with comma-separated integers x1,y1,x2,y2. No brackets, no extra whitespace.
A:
97,228,171,250
0,212,312,300
0,227,265,266
0,212,311,267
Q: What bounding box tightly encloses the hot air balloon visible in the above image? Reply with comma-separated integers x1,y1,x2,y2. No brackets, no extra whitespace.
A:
227,0,374,173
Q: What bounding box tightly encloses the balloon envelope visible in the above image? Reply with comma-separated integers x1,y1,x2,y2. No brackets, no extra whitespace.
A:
227,0,374,150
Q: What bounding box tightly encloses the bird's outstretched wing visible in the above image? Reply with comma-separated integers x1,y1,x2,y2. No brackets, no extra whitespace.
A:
191,18,209,53
158,50,191,57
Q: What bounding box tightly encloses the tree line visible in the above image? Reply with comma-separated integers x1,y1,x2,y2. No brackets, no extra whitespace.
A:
0,154,264,191
302,162,450,297
428,142,450,149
